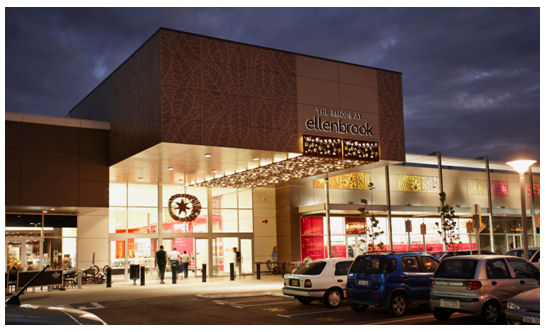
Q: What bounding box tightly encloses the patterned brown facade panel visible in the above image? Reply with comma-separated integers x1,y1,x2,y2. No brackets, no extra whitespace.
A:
160,29,201,60
250,47,297,75
20,178,80,207
162,118,202,145
201,91,252,128
5,178,20,206
21,122,79,153
263,127,300,152
201,60,252,97
377,71,403,117
201,123,255,149
200,37,249,67
251,70,297,100
79,180,109,207
263,98,298,131
108,34,162,164
378,113,406,162
161,85,201,122
161,53,201,88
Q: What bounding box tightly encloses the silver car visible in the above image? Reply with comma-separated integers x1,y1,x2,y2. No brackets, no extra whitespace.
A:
430,255,540,324
505,287,540,324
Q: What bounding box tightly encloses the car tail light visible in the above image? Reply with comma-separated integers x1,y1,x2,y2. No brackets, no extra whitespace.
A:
465,281,482,290
304,279,312,288
430,280,434,288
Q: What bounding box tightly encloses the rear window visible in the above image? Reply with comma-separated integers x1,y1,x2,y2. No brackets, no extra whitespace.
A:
349,256,396,274
292,261,326,275
434,259,477,279
506,249,538,258
335,261,353,276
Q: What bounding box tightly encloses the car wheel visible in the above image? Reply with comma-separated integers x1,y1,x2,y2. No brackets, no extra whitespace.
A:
297,297,312,305
390,293,408,317
350,303,368,312
432,308,453,320
324,288,343,308
481,301,500,324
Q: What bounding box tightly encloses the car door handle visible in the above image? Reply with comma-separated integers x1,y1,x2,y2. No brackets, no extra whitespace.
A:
337,279,343,282
492,281,497,286
520,280,525,285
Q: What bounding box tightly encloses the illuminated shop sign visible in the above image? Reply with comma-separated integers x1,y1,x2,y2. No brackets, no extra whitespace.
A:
168,194,201,222
304,107,373,137
302,134,379,162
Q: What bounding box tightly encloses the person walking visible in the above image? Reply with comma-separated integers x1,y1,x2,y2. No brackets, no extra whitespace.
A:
155,245,167,284
169,247,182,280
180,250,191,279
232,247,241,275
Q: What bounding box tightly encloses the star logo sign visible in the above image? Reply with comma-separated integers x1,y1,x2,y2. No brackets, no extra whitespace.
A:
175,199,190,216
168,194,202,222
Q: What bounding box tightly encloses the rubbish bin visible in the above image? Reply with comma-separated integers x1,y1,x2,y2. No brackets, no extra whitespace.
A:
129,264,140,285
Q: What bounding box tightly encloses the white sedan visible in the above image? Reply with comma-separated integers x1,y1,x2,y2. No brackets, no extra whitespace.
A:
282,258,353,308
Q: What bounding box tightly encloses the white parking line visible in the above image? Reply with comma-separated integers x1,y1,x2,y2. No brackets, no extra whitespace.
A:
277,308,353,318
230,297,282,305
233,301,295,308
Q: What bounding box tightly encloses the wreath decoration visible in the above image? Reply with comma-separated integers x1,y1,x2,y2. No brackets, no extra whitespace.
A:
168,193,201,222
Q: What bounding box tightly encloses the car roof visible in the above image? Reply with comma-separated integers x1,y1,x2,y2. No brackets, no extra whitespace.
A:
357,251,435,257
442,254,525,260
507,247,540,251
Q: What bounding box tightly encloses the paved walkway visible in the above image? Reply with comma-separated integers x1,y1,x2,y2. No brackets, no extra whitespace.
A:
9,274,285,306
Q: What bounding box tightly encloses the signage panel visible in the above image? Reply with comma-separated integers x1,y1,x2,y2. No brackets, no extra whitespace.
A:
17,270,64,289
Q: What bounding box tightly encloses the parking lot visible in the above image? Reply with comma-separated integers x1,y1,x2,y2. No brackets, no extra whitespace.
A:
206,294,482,325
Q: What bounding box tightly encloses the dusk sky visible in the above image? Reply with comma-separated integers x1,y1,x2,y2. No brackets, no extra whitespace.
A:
4,7,540,163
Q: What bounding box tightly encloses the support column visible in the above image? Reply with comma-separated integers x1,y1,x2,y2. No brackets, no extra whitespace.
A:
485,157,495,252
207,187,213,277
519,173,530,260
528,167,537,246
385,165,393,250
325,173,331,258
436,152,446,251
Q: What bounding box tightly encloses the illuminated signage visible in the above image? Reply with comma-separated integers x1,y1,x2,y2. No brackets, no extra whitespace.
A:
168,194,201,222
304,107,373,137
302,134,379,161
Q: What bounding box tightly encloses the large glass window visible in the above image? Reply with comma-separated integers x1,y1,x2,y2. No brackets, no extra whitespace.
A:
128,207,157,233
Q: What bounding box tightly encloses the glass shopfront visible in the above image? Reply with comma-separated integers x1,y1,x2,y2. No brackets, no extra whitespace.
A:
108,181,254,280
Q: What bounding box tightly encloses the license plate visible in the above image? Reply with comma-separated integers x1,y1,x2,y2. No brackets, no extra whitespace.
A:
522,315,539,324
440,299,460,309
290,279,300,287
358,280,369,286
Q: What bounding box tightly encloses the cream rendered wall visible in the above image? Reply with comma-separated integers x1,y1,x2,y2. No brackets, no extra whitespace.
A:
77,207,109,270
253,187,277,267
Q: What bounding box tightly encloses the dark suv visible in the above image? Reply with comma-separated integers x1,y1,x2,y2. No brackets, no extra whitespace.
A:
346,252,440,316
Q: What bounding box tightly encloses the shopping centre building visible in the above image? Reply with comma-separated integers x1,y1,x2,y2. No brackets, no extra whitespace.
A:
5,28,540,279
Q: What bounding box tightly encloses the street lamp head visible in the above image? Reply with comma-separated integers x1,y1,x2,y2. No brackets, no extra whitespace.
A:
506,160,536,174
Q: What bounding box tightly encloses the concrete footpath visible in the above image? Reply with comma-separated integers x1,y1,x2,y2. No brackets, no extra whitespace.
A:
8,274,285,307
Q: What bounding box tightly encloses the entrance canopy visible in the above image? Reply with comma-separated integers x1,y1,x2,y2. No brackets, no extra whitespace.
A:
110,142,379,188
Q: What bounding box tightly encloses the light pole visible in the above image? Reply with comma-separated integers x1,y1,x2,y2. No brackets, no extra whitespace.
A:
506,159,535,260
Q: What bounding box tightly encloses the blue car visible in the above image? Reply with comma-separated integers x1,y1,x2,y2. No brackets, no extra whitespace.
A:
346,252,439,316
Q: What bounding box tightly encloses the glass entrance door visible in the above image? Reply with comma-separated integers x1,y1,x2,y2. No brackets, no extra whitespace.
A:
346,235,367,258
506,234,522,251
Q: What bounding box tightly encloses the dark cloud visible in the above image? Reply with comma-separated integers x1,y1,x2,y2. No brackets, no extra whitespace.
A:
5,7,539,163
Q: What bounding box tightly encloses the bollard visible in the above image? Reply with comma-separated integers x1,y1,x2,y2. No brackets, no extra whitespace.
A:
202,264,207,282
77,271,82,289
229,262,235,280
281,262,286,275
140,265,145,286
256,262,261,279
171,263,177,284
106,267,112,288
183,263,188,279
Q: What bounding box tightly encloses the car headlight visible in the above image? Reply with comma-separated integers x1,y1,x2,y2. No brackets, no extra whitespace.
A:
507,301,520,310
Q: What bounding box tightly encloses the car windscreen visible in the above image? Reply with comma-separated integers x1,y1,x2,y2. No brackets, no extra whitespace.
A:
434,259,477,279
292,261,326,275
349,256,396,274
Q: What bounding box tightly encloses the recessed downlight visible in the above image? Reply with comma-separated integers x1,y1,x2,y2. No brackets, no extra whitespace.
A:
137,177,143,181
204,153,211,158
212,169,217,173
50,208,55,211
253,157,260,161
168,167,174,171
178,178,184,182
